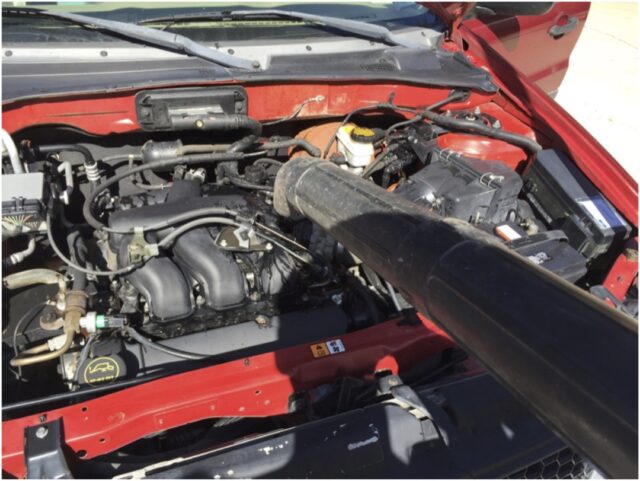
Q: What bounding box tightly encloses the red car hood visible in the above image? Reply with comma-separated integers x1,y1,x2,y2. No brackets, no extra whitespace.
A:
424,2,476,31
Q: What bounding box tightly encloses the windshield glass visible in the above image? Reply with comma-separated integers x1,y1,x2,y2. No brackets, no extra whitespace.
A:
2,2,443,45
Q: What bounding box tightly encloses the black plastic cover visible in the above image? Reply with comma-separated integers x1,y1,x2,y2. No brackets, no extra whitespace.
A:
395,151,522,224
173,228,246,310
523,149,631,259
510,230,588,282
123,256,194,322
142,373,574,479
135,86,247,131
2,48,497,103
124,303,349,374
273,158,638,478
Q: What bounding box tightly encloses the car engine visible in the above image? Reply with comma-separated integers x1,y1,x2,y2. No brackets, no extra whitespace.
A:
2,86,635,406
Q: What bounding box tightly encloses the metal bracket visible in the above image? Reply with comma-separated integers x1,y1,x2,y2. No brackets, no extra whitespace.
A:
377,374,433,420
25,418,73,479
128,228,159,264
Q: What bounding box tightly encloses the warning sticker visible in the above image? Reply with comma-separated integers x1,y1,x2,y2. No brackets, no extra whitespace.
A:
310,339,346,358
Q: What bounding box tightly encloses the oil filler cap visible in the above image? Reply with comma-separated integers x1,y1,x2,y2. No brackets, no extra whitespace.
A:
80,355,126,386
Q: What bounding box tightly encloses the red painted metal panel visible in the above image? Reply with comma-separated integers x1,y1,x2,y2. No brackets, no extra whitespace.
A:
2,317,454,478
604,241,638,300
2,83,493,136
453,25,638,226
464,3,590,94
437,101,535,170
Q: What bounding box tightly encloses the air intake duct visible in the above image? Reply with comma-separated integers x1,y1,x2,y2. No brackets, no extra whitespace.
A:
274,157,637,479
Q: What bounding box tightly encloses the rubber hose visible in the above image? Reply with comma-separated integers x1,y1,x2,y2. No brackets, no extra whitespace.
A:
82,152,245,231
4,268,66,291
10,327,74,367
262,139,322,157
127,328,209,360
229,134,259,153
0,128,24,174
421,110,542,153
38,144,96,167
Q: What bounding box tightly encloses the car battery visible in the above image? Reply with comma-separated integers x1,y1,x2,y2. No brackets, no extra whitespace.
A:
523,149,631,259
495,223,588,282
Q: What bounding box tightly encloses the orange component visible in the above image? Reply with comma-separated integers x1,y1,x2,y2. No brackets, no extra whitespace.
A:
291,121,343,159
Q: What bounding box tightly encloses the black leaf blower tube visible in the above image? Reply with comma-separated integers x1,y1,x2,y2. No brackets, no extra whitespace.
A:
274,157,638,479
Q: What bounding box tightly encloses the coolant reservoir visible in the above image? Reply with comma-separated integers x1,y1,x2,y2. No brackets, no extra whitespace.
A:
336,124,375,172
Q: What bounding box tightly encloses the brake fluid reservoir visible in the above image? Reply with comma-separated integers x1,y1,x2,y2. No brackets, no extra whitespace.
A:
336,124,375,171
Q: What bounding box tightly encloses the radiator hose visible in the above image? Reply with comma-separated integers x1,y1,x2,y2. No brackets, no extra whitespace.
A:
273,157,637,479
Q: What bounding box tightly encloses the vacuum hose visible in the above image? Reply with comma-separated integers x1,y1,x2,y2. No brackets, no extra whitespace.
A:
273,157,637,478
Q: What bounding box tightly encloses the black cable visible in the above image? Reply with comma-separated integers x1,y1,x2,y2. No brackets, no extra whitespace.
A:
66,231,88,291
37,144,96,167
321,91,470,158
73,334,96,387
228,176,274,192
262,96,324,126
409,352,469,387
157,217,239,249
361,146,395,179
46,214,140,277
421,109,542,153
105,207,239,235
127,327,210,360
229,134,259,153
82,151,245,231
254,158,284,169
261,138,321,157
11,303,48,381
322,102,419,157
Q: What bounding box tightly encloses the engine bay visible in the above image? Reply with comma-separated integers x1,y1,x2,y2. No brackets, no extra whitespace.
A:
2,84,637,475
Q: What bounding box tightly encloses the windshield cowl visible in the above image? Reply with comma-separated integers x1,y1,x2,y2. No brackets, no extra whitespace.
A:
2,27,441,69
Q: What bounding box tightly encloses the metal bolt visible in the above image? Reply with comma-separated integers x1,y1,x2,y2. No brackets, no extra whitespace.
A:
473,106,482,116
35,426,48,439
5,50,13,57
492,119,502,129
255,314,269,326
265,242,273,251
100,50,108,57
195,119,205,129
252,60,261,69
331,293,343,305
227,48,235,55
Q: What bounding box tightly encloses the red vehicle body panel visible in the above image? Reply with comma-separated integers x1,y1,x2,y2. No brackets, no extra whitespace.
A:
3,317,454,478
465,2,590,94
454,25,637,225
2,4,637,477
2,84,493,135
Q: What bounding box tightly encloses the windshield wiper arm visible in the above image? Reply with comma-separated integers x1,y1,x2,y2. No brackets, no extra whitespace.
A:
2,7,257,70
138,9,424,49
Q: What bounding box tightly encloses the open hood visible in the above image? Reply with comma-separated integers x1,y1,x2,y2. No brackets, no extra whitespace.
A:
424,2,476,31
